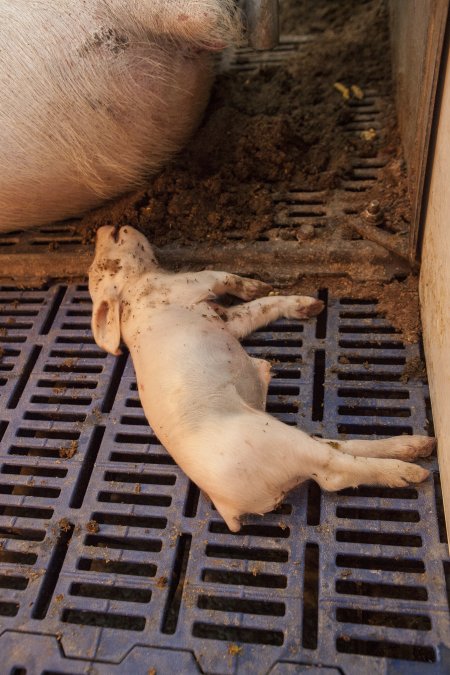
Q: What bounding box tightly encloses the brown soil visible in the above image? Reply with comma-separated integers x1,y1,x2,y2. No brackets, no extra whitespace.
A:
79,0,409,247
377,275,421,343
401,356,427,383
76,0,419,343
287,273,420,343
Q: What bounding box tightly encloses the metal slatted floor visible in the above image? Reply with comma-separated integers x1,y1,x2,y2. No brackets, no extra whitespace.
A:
0,284,449,675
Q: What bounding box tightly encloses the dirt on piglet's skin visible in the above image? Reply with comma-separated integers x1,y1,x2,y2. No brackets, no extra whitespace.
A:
78,0,408,248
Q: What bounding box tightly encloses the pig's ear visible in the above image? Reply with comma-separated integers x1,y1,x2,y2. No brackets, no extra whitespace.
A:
92,296,122,356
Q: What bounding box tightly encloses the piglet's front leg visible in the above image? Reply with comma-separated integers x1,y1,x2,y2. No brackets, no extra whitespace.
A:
199,271,272,301
222,295,325,339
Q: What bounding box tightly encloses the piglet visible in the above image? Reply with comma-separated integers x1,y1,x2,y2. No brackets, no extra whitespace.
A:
0,1,241,231
89,225,434,531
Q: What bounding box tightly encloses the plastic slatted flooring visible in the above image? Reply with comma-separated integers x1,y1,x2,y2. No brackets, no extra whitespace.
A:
0,284,449,675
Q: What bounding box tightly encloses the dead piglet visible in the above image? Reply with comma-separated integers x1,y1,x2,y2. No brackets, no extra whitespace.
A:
89,226,434,532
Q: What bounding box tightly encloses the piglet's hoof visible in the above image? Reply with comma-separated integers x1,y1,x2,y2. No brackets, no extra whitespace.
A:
286,297,325,319
304,299,325,317
240,279,273,301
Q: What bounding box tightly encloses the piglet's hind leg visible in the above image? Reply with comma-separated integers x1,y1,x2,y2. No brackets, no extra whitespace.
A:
213,500,242,532
315,451,430,492
320,435,435,461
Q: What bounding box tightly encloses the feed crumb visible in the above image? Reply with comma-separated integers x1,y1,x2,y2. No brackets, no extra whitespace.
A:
55,594,64,602
86,520,99,534
134,483,141,494
360,128,377,141
148,670,157,675
333,82,350,100
351,84,364,99
228,644,242,656
250,564,262,576
156,576,168,588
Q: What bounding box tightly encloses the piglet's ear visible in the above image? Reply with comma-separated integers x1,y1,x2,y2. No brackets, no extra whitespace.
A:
92,296,122,356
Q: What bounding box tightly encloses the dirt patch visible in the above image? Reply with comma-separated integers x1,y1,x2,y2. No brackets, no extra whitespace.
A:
280,0,379,34
74,0,419,342
401,356,427,383
59,440,78,459
78,0,408,249
377,275,421,343
58,517,72,532
86,520,100,534
288,273,420,343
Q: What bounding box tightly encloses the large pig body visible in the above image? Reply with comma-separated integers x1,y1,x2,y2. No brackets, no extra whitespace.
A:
0,1,241,231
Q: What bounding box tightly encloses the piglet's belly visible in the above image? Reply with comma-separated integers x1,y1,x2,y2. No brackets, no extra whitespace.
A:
125,317,265,442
